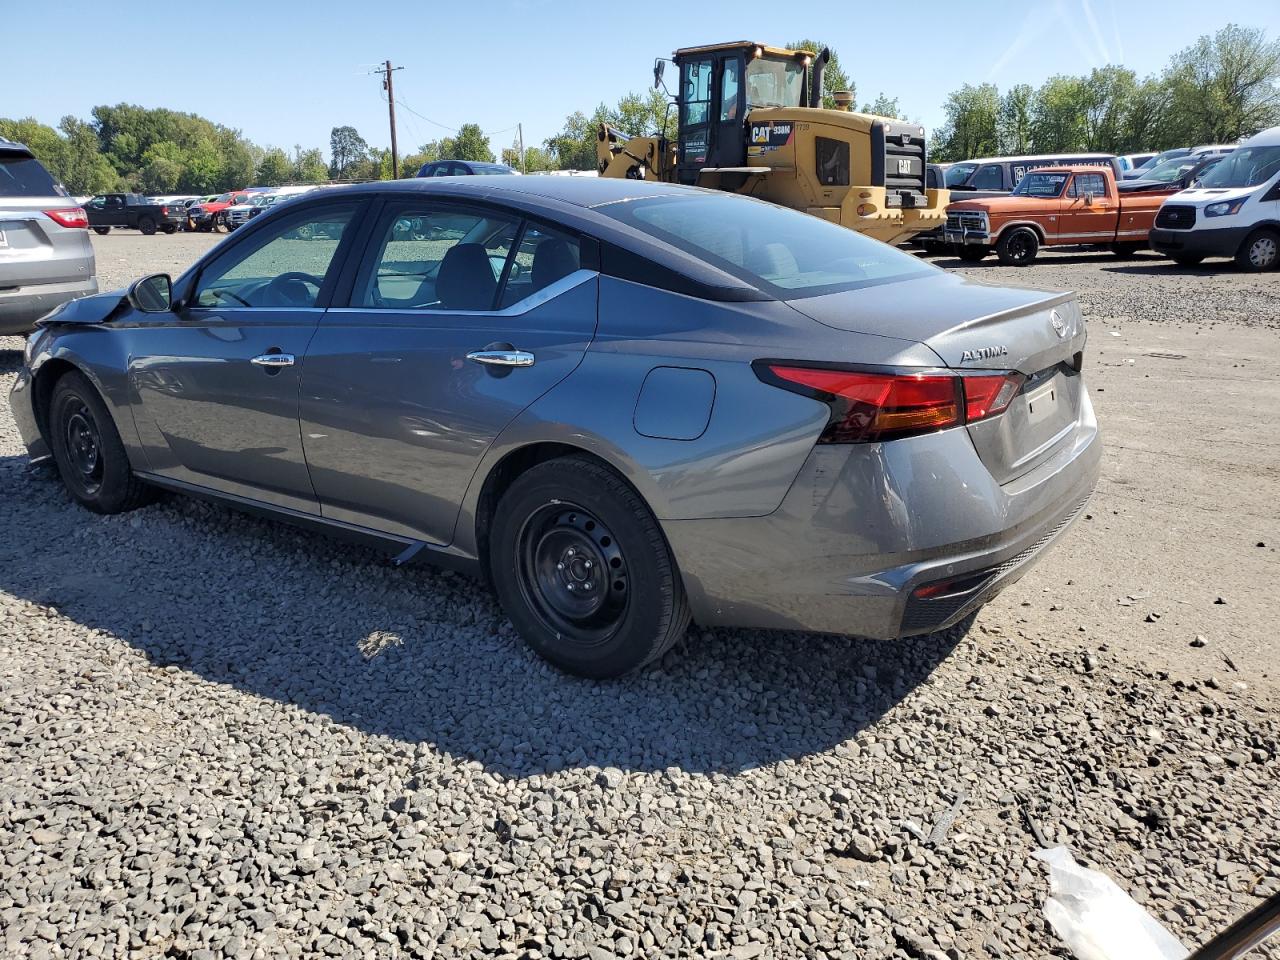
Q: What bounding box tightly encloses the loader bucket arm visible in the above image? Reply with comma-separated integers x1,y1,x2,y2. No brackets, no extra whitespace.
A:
596,123,672,182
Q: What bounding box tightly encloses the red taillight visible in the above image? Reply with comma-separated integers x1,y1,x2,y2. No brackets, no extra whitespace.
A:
963,372,1025,421
759,363,1024,443
44,208,88,229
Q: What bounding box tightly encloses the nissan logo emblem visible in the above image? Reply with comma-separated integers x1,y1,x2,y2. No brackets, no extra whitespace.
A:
1050,310,1068,339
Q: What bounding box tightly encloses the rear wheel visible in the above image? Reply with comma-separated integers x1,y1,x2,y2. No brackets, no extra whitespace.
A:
92,226,109,236
1169,252,1205,266
957,246,989,263
47,372,153,514
996,228,1039,266
161,224,177,234
1110,242,1143,258
1236,228,1279,271
489,455,690,678
138,216,157,236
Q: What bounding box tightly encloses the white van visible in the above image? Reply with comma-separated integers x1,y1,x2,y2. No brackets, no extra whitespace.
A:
1150,126,1280,270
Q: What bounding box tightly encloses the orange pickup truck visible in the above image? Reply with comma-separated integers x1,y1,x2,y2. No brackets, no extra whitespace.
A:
942,165,1169,265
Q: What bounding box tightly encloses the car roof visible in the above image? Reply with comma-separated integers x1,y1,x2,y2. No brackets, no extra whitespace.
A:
0,137,34,156
1239,125,1280,147
1023,165,1110,174
333,175,697,209
953,152,1115,164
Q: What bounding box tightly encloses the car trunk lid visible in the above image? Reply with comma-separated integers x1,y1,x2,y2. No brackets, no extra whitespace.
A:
785,272,1088,483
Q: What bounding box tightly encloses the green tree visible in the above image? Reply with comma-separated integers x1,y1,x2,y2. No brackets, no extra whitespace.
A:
329,125,368,179
138,141,184,193
544,106,609,171
0,117,68,180
1030,75,1088,152
440,123,494,162
1163,24,1280,144
930,83,1000,161
400,141,441,176
860,93,901,118
59,116,120,193
256,147,291,186
501,141,556,172
997,84,1034,155
1080,66,1139,152
1125,78,1171,151
291,147,329,183
785,40,852,108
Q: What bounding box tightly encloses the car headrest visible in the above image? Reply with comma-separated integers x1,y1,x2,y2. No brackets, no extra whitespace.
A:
531,237,579,292
436,243,496,310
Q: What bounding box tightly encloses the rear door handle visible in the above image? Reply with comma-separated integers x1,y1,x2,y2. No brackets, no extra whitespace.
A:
466,350,535,368
250,353,295,367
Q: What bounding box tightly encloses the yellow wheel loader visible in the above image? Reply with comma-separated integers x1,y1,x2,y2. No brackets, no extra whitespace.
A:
596,42,948,246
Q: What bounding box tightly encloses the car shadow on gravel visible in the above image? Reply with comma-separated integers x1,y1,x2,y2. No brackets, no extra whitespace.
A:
926,251,1168,270
0,457,966,778
1101,262,1239,276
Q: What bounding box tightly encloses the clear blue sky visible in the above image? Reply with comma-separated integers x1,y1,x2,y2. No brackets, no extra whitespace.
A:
7,0,1279,160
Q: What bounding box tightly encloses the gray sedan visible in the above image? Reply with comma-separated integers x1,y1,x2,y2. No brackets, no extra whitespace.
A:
10,177,1100,678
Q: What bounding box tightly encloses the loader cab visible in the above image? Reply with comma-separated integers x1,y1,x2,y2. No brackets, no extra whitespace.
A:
672,42,813,186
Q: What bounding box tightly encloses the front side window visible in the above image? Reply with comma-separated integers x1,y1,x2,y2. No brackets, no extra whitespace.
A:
971,165,1004,190
353,205,519,311
1076,173,1107,198
720,59,741,122
1013,172,1068,197
1197,145,1280,189
681,59,713,127
745,57,805,109
600,193,930,299
193,205,356,308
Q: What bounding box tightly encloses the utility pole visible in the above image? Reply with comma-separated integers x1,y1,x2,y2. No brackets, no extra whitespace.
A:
381,60,404,178
517,122,525,173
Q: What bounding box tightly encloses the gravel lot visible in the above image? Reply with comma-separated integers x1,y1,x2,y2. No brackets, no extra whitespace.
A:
1,232,1277,959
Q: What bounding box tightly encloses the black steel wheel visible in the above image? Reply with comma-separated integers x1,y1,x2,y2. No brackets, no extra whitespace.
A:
996,227,1039,266
490,455,690,678
48,371,154,514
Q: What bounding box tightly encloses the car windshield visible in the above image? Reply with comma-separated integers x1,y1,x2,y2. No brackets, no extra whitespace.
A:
944,163,978,187
1012,172,1069,197
1196,145,1280,188
600,193,931,299
745,56,805,109
1140,158,1197,183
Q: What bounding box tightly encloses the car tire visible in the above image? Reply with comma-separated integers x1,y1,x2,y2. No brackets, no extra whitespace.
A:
489,455,690,678
92,226,110,236
161,225,177,234
1169,253,1205,266
47,371,154,515
138,216,157,236
957,246,989,262
1110,242,1143,258
1235,228,1279,272
996,228,1039,266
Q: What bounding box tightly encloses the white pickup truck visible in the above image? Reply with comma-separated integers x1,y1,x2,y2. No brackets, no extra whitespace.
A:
1149,125,1280,270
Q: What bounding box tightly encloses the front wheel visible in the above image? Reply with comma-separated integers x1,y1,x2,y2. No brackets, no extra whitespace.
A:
161,224,177,234
489,455,690,678
1110,242,1143,258
92,226,109,236
996,228,1039,266
48,371,154,514
138,216,157,236
957,246,989,262
1236,229,1279,271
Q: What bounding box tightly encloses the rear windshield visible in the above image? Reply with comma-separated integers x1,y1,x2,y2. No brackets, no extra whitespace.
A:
600,193,932,299
0,152,62,197
470,164,513,175
1013,172,1068,197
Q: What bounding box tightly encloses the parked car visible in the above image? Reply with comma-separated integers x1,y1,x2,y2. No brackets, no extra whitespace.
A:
943,164,1169,265
188,191,254,232
1116,152,1157,174
416,160,517,177
1150,125,1280,270
0,137,96,335
224,193,281,230
1122,148,1191,180
1118,154,1225,194
10,177,1100,677
83,194,185,235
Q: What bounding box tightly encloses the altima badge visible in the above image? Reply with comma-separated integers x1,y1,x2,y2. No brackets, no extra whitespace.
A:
1051,309,1068,339
960,345,1009,362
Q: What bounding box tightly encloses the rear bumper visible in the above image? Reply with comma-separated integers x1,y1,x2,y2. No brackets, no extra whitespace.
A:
664,390,1101,638
1150,225,1249,258
0,277,98,335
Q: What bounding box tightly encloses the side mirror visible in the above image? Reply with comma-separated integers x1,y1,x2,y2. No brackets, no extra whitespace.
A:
653,58,665,90
1084,192,1095,206
128,273,172,313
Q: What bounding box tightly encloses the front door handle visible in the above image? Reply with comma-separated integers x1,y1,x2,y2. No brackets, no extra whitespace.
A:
466,349,535,368
250,353,295,368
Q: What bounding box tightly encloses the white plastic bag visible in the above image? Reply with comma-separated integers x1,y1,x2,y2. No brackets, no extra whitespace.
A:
1033,846,1189,960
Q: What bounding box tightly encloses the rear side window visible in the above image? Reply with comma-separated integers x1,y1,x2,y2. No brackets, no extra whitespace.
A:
600,193,930,299
499,224,581,308
815,137,849,186
0,152,61,197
